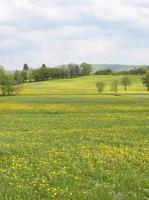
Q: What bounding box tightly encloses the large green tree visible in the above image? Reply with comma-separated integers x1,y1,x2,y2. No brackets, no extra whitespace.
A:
0,73,19,96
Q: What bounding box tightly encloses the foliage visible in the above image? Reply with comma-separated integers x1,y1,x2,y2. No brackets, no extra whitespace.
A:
121,76,132,91
96,81,105,94
21,70,29,83
23,63,29,71
40,64,50,80
0,67,5,84
80,63,93,76
59,65,68,78
95,66,149,76
30,63,92,82
0,68,22,96
32,68,42,82
95,69,114,75
111,80,119,95
142,71,149,91
116,66,149,75
32,65,51,81
129,67,147,75
13,70,23,84
28,68,33,82
49,67,60,79
0,74,19,96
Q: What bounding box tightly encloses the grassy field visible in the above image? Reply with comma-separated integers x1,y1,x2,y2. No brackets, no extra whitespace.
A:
21,75,147,95
0,76,149,200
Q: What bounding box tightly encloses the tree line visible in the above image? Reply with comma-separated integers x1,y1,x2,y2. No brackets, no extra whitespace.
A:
95,66,149,75
14,63,93,83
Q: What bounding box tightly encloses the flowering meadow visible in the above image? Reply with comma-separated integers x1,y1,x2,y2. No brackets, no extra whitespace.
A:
0,78,149,199
21,75,147,95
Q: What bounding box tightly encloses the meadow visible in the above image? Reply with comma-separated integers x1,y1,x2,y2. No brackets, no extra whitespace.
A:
0,75,149,200
21,75,147,95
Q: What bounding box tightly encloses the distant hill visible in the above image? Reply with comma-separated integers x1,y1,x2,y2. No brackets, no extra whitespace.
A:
92,64,148,72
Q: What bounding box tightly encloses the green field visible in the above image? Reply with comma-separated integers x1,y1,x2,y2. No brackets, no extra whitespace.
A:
0,75,149,200
21,75,147,95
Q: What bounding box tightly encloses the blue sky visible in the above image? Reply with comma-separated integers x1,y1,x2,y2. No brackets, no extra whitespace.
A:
0,0,149,70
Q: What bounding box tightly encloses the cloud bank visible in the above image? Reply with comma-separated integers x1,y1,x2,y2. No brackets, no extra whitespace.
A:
0,0,149,69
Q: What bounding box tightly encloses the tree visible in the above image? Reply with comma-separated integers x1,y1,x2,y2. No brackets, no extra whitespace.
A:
29,68,33,82
23,63,29,71
121,76,132,91
0,74,19,96
142,71,149,91
80,63,93,76
0,67,21,96
40,64,49,80
111,80,119,95
13,70,22,84
96,81,105,94
0,67,5,84
49,67,60,79
68,63,80,78
74,65,81,77
23,64,33,82
129,67,146,75
59,65,68,78
32,68,41,81
21,70,29,83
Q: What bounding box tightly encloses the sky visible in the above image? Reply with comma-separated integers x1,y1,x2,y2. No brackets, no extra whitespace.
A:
0,0,149,70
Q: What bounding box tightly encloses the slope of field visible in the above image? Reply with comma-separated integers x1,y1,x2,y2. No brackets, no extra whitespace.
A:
21,75,147,95
0,93,149,199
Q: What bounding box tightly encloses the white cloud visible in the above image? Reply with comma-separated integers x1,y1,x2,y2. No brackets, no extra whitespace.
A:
0,0,149,69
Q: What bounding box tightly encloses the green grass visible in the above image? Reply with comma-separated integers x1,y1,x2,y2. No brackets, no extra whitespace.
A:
0,76,149,200
21,75,147,95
